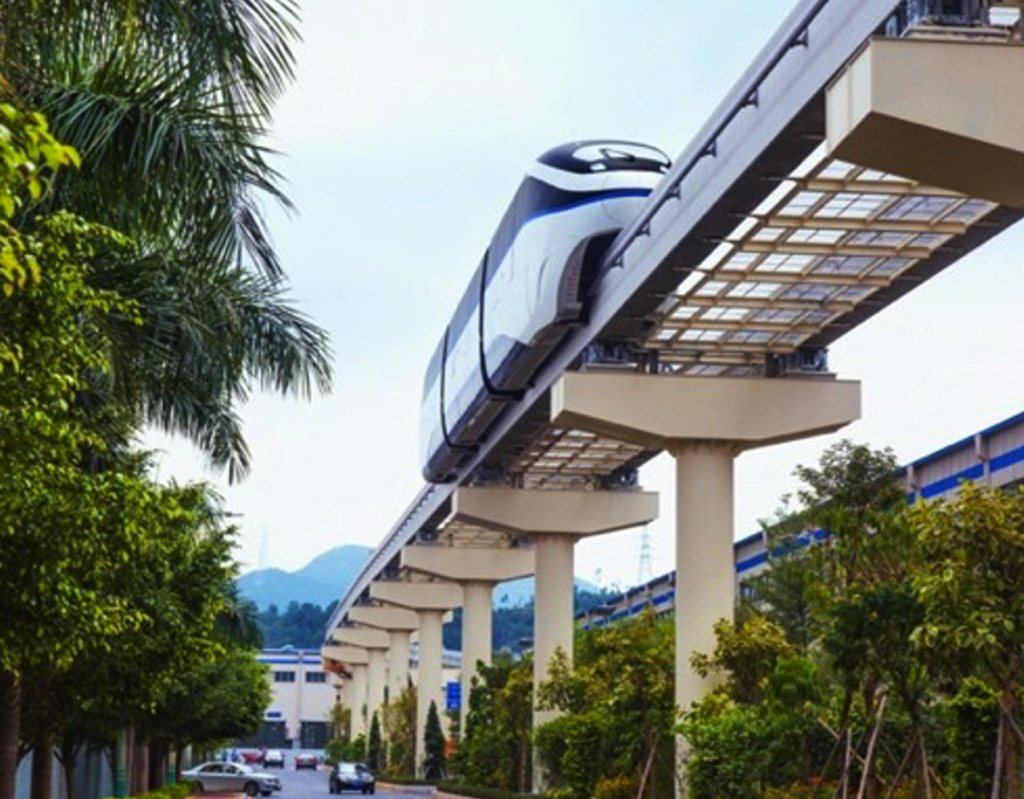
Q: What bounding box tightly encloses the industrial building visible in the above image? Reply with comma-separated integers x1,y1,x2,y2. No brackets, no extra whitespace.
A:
577,407,1024,629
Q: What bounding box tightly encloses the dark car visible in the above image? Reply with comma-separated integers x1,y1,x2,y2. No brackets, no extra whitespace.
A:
328,763,375,795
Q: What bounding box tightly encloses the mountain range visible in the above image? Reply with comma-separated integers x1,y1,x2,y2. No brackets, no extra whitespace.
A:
237,544,598,610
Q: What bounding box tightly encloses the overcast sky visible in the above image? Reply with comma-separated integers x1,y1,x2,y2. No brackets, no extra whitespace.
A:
147,0,1024,592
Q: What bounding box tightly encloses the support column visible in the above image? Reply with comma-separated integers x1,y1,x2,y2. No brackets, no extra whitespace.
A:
350,665,368,739
416,609,444,776
532,535,576,730
367,650,387,731
389,630,411,701
461,581,493,726
549,371,861,797
671,441,736,711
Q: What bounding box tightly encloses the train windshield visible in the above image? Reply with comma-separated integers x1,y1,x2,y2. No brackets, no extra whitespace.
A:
538,140,671,175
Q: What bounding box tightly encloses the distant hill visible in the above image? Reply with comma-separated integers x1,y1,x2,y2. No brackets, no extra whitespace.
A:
238,545,372,610
238,544,599,611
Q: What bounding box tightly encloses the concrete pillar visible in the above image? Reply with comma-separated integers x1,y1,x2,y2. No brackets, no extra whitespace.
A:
416,609,445,776
532,535,576,728
671,441,736,711
389,629,411,701
461,581,493,725
367,649,387,731
350,665,368,739
548,371,861,796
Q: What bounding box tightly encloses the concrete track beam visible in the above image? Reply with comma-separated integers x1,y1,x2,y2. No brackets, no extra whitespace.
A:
369,580,463,611
827,37,1024,208
452,485,658,537
321,644,369,666
401,543,534,583
347,605,420,632
334,627,391,651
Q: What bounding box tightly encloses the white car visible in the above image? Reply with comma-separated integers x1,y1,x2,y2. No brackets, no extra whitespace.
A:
182,762,281,796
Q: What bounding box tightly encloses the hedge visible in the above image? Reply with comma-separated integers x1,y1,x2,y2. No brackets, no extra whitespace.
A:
101,782,197,799
436,781,545,799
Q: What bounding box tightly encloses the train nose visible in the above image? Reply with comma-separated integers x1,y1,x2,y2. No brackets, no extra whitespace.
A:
601,174,654,226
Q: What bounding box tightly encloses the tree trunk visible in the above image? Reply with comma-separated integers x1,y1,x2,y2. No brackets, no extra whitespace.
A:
58,742,79,799
131,739,149,796
148,746,163,791
30,737,54,799
1005,688,1021,799
992,713,1005,799
0,670,22,799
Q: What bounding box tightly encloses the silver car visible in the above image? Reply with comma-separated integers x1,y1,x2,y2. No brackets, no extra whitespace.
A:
182,762,281,796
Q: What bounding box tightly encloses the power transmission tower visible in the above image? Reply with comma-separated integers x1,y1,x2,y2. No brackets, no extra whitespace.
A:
637,525,653,585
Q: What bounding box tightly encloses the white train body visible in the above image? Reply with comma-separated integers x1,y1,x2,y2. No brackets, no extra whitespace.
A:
420,141,671,482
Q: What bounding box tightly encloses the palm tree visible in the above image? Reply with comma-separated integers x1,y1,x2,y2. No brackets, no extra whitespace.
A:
0,7,330,799
0,0,332,479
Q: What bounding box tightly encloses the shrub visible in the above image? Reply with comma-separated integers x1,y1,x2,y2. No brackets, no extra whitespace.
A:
436,781,544,799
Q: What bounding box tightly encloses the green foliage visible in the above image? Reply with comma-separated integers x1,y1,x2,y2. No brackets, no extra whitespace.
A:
435,782,543,799
256,601,338,648
324,738,346,767
943,678,997,799
681,628,827,799
0,103,145,680
1,0,332,481
367,712,384,773
690,617,793,705
534,611,676,799
444,589,615,654
99,781,195,799
456,656,533,793
383,687,417,779
423,700,446,779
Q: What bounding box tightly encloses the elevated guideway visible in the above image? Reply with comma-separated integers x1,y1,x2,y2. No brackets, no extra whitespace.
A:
328,0,1024,631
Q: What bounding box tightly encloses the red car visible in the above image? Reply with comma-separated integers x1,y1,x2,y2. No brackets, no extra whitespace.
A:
295,753,318,771
242,751,264,765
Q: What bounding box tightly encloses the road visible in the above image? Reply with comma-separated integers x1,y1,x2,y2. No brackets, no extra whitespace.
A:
268,760,409,799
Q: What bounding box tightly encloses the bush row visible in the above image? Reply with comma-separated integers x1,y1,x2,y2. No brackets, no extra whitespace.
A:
436,781,544,799
101,781,197,799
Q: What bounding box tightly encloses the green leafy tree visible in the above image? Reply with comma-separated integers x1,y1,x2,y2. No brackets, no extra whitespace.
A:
367,713,384,773
0,0,332,481
536,611,676,799
457,656,534,793
912,483,1024,799
423,701,446,780
680,630,828,799
0,103,152,799
383,687,417,779
691,617,794,705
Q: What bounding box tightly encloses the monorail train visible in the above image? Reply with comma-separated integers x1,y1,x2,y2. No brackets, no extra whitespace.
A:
419,140,672,483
